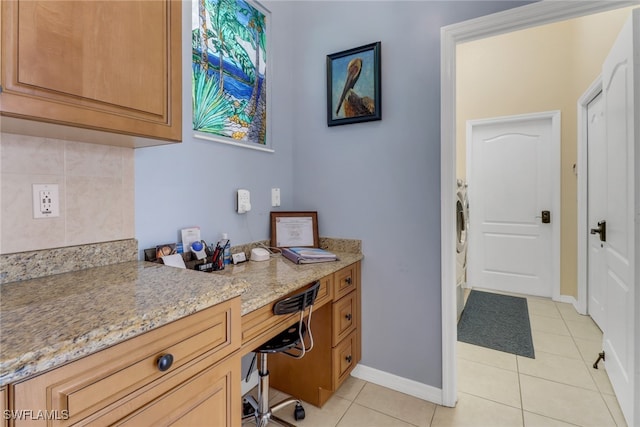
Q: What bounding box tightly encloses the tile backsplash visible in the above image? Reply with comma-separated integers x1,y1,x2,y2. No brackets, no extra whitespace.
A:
0,133,135,254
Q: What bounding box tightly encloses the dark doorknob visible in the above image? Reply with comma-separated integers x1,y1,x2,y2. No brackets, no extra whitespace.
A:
541,210,551,224
590,220,606,242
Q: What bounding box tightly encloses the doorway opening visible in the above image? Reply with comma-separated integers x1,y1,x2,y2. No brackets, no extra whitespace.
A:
440,0,637,409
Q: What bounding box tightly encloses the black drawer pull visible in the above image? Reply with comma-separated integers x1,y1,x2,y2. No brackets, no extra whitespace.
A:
156,354,174,372
346,355,352,363
345,313,352,321
345,277,352,285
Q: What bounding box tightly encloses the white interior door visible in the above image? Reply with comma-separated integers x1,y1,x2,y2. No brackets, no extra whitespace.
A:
467,112,560,298
587,92,607,331
601,10,638,427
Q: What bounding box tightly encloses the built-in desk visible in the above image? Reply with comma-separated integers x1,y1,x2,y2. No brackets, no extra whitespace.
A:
0,245,362,425
212,250,362,408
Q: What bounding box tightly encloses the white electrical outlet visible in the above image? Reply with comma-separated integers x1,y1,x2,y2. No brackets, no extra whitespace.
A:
236,189,251,214
33,184,60,219
271,188,281,207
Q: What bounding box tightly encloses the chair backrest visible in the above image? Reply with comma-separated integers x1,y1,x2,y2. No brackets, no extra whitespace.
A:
273,281,320,315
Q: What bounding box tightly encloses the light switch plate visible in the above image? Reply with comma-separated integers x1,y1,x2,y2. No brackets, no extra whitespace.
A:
271,188,281,207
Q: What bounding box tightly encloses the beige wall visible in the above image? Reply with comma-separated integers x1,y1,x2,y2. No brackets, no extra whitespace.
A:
0,133,134,254
456,7,635,298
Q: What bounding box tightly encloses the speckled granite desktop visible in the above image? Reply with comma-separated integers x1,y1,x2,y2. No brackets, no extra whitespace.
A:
0,261,247,385
0,238,362,386
0,239,138,284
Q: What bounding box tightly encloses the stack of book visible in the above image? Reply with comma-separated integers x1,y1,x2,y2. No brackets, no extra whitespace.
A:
282,247,338,264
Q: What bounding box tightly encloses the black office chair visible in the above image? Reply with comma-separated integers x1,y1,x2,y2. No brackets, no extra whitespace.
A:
242,281,320,427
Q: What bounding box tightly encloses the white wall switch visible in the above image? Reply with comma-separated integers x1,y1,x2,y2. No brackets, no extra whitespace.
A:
271,188,281,207
33,184,60,219
237,189,251,214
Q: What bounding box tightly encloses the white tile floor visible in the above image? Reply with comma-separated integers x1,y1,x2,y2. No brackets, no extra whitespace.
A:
243,293,627,426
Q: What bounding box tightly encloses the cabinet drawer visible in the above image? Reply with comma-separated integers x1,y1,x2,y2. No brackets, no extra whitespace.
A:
113,353,240,426
332,331,357,389
12,297,240,427
332,291,357,347
242,280,323,352
334,264,356,301
242,304,297,352
313,275,333,310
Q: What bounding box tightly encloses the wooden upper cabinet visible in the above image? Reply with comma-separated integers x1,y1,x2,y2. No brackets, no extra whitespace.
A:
0,0,182,146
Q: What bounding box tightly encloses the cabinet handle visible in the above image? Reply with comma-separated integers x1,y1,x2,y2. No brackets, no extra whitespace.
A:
156,354,174,372
345,277,352,285
346,355,352,363
345,313,352,321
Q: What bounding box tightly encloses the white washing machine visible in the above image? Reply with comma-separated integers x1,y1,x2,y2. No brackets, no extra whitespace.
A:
456,179,469,319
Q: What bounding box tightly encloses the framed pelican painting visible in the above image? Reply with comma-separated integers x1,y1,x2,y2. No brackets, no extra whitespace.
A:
327,42,381,127
191,0,273,152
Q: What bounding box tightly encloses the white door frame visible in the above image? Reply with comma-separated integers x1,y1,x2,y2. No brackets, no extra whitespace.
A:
439,0,638,407
466,111,561,300
576,76,604,316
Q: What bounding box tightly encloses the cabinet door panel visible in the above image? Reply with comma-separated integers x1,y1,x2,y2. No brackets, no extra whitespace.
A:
15,1,165,116
0,0,182,143
116,355,239,427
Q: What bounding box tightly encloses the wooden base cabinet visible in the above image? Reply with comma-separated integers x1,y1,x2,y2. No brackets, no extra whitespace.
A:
0,0,182,145
1,387,6,427
268,262,361,408
8,297,241,427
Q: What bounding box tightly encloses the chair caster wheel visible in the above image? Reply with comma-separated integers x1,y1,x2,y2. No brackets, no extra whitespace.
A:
294,403,305,420
242,400,254,417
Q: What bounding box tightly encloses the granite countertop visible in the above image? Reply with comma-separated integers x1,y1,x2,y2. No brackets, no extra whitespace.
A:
218,251,363,316
0,261,247,386
0,248,362,386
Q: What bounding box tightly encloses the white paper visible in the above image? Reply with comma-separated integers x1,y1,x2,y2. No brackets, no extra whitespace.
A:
181,227,201,252
161,253,186,269
275,217,314,246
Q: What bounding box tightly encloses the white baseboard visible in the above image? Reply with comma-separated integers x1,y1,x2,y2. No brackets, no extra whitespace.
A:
553,294,587,314
351,364,443,406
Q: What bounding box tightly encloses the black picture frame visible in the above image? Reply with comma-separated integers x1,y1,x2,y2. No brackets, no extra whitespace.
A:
326,41,381,127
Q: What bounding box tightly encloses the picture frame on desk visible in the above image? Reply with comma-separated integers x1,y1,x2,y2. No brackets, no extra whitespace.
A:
270,211,319,248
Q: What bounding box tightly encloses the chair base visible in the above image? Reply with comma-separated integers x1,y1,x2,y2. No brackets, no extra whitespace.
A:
242,395,303,427
241,353,306,426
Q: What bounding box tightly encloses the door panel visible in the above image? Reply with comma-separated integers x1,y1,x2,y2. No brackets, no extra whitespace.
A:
587,92,606,330
467,113,559,297
601,9,638,427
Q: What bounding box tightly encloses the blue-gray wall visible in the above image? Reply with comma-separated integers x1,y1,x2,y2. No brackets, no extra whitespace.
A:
135,0,530,390
135,1,296,250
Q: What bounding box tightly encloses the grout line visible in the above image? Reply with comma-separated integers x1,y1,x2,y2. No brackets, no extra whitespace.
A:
523,409,584,426
518,372,602,394
455,389,522,411
516,354,525,426
333,379,366,427
346,401,421,427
